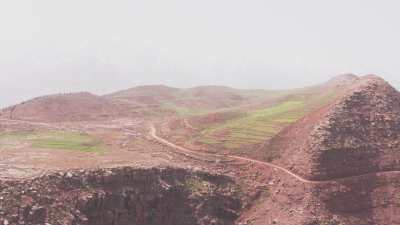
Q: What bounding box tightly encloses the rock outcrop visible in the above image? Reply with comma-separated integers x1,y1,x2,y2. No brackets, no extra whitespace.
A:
272,75,400,180
0,167,242,225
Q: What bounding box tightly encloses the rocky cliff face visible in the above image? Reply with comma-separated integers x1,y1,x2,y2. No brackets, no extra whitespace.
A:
272,75,400,180
0,167,242,225
318,174,400,225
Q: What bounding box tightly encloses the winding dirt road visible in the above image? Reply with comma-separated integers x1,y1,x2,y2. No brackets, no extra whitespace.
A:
3,118,399,184
149,124,318,184
149,124,400,184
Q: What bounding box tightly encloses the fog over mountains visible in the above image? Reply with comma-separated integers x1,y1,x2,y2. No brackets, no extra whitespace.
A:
1,1,400,107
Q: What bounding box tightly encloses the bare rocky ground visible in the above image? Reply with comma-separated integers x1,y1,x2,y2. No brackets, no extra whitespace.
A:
1,75,400,225
0,118,256,225
0,118,170,180
0,167,243,225
245,75,400,225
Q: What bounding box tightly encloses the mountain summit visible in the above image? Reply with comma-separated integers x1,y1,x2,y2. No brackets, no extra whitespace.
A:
271,75,400,180
323,73,359,87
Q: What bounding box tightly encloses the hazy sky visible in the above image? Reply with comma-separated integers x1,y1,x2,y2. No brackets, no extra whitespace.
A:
1,0,400,107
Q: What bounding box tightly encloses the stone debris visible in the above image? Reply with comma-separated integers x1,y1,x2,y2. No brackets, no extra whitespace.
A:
0,167,242,225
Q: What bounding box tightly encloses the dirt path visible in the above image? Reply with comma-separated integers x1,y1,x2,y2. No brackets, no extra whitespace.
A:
149,124,319,184
183,119,197,130
149,124,400,184
2,118,399,184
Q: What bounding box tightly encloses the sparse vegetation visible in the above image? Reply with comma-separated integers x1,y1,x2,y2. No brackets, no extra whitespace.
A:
191,90,338,152
0,131,105,152
185,177,212,193
0,132,35,148
31,132,105,152
195,100,306,149
161,102,207,116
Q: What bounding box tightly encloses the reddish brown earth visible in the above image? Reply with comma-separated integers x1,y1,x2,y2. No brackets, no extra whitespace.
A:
0,167,242,225
151,120,400,224
189,111,244,128
177,86,248,109
150,75,400,224
1,74,400,225
272,75,400,180
157,74,365,160
106,85,180,105
0,92,124,122
238,74,400,224
106,85,270,112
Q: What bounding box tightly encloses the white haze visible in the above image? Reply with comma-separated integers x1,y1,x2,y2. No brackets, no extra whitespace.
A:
1,0,400,107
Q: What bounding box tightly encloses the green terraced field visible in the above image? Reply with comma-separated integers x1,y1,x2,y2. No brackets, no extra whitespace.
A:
192,90,338,151
196,101,306,149
0,131,105,152
31,132,105,152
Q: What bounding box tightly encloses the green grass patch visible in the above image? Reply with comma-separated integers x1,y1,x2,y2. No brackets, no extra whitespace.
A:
0,131,105,152
193,88,340,151
31,132,105,152
196,100,307,149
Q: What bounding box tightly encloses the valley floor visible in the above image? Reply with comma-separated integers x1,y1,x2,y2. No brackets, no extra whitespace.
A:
1,117,400,225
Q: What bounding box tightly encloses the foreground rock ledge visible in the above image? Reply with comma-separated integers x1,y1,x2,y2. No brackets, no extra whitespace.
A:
0,167,242,225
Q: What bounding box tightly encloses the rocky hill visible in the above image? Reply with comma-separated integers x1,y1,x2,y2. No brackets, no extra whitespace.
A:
0,92,123,122
163,74,362,159
2,74,400,225
105,85,273,113
0,167,242,225
271,75,400,180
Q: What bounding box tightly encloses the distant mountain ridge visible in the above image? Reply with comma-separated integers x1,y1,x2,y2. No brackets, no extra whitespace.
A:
104,84,275,113
0,74,379,125
0,92,121,122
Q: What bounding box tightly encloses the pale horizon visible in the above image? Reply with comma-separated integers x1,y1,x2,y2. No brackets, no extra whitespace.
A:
1,0,400,107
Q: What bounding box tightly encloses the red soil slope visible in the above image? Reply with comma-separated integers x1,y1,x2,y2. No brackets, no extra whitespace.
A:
0,92,122,122
237,75,400,225
271,75,400,180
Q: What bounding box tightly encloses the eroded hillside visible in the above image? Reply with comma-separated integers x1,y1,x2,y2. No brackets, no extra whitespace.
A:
272,75,400,180
2,74,400,225
235,75,400,224
158,74,360,159
0,167,242,225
